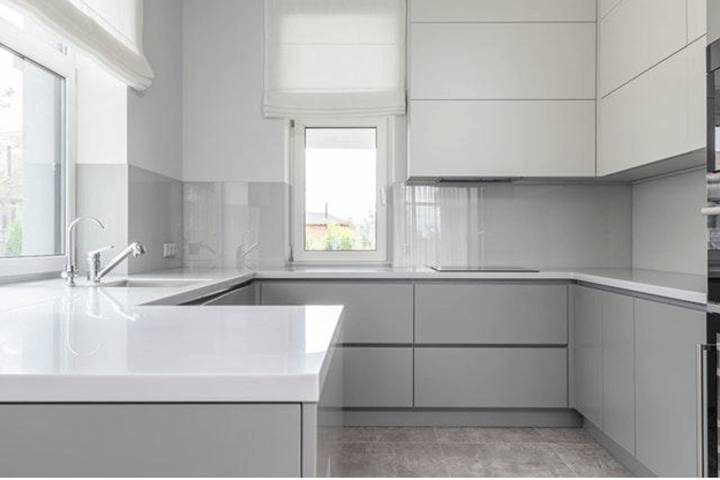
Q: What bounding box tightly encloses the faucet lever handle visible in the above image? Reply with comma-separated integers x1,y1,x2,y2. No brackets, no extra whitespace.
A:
87,245,114,257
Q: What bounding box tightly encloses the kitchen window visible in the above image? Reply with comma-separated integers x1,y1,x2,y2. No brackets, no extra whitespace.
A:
291,118,388,264
0,7,74,276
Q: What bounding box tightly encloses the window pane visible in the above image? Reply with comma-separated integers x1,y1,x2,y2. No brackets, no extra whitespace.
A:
304,128,377,251
0,45,65,258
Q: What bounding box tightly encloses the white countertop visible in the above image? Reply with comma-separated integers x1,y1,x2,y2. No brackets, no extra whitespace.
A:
0,269,343,402
0,265,706,403
255,266,707,305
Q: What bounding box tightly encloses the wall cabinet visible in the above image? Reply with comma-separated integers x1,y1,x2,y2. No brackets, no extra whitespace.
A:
635,298,705,477
599,0,687,97
406,0,596,180
597,39,705,176
409,0,596,23
410,23,595,100
408,100,596,179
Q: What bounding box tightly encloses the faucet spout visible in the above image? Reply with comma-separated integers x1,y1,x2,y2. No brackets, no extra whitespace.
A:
89,241,146,283
63,216,105,286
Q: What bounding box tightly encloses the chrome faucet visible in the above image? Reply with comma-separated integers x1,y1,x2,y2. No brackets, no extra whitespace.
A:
87,241,146,284
63,216,105,286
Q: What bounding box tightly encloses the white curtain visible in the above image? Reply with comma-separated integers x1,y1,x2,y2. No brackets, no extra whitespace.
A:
264,0,406,119
9,0,153,90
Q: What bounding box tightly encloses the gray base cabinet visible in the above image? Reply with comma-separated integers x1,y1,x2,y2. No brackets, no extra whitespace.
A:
415,283,567,344
342,347,413,407
415,347,567,408
261,281,413,343
635,298,704,477
0,404,301,477
601,292,635,454
571,285,603,426
572,284,705,477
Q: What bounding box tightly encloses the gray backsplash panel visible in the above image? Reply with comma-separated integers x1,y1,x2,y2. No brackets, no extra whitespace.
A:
392,182,633,269
76,164,129,275
127,166,183,274
632,168,707,275
183,181,289,268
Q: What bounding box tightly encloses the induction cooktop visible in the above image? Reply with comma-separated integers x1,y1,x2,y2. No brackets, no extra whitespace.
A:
429,265,539,272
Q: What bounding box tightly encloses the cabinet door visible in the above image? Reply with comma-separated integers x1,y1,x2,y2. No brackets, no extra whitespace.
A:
599,0,686,97
342,347,413,407
601,291,635,453
408,100,595,179
415,283,567,344
415,347,567,408
260,282,413,343
409,0,596,22
410,23,595,100
571,285,603,426
635,299,705,477
597,38,705,175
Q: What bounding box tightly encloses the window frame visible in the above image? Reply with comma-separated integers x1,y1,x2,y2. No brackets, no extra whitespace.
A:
0,14,76,278
291,117,389,265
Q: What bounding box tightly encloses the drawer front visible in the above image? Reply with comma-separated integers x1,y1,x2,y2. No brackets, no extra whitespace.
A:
415,284,567,344
204,284,257,305
415,347,567,408
261,282,413,343
342,347,413,408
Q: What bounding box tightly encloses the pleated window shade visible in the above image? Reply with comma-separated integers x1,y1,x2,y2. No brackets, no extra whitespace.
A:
264,0,406,119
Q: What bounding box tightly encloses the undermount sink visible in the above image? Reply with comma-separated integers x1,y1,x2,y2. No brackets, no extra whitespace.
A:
102,279,201,288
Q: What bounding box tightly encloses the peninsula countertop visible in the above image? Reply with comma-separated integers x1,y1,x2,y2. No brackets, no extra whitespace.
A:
0,269,344,403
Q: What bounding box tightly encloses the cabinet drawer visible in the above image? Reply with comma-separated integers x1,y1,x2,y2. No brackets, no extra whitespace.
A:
260,282,413,343
415,348,567,408
415,283,567,344
204,284,257,305
342,347,413,408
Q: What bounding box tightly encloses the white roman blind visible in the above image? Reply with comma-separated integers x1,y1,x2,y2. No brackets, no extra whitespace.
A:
264,0,406,119
8,0,153,89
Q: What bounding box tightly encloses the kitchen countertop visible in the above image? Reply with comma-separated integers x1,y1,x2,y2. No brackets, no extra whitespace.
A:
255,266,707,305
0,269,343,402
0,265,705,403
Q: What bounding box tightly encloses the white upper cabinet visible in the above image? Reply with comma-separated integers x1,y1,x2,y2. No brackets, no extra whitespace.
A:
406,0,596,179
410,23,595,100
409,0,596,22
408,100,596,179
687,0,708,43
599,0,687,97
598,0,623,19
596,0,707,176
598,39,705,176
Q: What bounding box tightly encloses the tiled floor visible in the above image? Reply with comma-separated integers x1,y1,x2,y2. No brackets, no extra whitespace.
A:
330,427,632,477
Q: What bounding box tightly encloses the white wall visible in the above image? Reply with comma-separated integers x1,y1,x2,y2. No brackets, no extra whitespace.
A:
632,168,707,275
127,0,183,180
182,0,286,183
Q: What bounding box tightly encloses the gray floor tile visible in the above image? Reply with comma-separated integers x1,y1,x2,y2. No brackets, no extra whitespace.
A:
333,426,631,478
441,442,573,477
534,427,594,444
551,442,631,477
375,426,438,443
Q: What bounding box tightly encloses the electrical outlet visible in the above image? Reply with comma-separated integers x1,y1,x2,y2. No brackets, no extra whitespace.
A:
163,242,178,258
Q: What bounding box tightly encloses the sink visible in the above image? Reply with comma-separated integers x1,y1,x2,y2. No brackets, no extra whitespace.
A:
101,279,202,288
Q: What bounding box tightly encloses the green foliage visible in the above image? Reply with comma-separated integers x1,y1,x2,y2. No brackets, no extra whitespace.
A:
5,215,21,255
